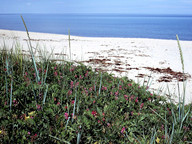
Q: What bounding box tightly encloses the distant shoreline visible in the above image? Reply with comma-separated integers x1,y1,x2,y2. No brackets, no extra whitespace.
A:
0,28,191,42
1,13,192,16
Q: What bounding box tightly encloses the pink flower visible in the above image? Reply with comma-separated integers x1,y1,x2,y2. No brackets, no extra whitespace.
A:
89,87,93,91
70,81,74,88
91,111,97,117
71,100,75,104
4,101,7,106
57,102,60,106
140,103,144,109
54,71,58,76
130,95,134,101
121,127,125,134
98,120,101,123
79,75,83,79
102,117,105,121
28,132,31,135
162,135,165,139
114,91,119,96
115,96,118,100
161,125,164,130
67,90,72,96
65,106,68,109
135,97,138,103
124,95,128,101
128,83,132,87
93,100,96,104
85,71,88,77
102,86,107,91
102,112,105,116
150,93,153,96
183,126,190,131
70,68,74,72
36,104,41,110
167,108,170,111
64,113,69,120
124,95,128,98
75,82,79,87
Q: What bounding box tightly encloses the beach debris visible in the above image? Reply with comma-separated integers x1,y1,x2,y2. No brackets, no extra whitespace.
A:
126,67,139,70
135,73,147,78
144,67,191,82
82,58,111,65
112,68,126,73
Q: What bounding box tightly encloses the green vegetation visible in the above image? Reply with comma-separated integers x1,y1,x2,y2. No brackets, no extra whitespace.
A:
0,41,192,144
0,17,191,143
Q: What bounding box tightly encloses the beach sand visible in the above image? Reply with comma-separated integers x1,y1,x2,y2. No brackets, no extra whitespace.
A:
1,29,192,104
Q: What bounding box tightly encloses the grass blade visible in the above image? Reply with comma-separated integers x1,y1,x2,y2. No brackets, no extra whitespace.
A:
149,107,168,124
68,29,71,61
9,78,13,111
65,117,71,130
98,73,102,96
49,135,71,144
43,84,48,105
169,123,175,144
77,125,82,144
21,15,40,83
72,88,77,122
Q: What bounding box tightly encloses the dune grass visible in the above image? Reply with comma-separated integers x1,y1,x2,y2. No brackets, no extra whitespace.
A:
0,17,192,144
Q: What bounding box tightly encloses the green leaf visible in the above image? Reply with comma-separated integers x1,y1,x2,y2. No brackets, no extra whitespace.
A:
97,107,102,116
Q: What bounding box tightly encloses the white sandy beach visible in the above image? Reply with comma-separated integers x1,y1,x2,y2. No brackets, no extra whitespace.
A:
0,29,192,104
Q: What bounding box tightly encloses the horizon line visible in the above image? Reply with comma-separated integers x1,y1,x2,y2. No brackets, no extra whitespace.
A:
0,12,192,16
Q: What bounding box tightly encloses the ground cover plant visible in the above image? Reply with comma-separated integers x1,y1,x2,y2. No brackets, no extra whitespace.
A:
0,17,192,143
0,41,192,144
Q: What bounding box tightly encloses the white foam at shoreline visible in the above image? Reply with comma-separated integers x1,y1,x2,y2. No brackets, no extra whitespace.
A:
1,29,192,104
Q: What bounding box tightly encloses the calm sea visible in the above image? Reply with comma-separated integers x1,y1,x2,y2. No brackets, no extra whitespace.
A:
0,14,192,40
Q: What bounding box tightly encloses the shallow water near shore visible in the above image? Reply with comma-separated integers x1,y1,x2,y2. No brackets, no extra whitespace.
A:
0,13,192,40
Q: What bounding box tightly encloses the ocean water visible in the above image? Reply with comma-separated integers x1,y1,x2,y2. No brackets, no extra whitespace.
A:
0,14,192,40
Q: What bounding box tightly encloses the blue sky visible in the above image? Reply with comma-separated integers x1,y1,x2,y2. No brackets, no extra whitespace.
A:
1,0,192,14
